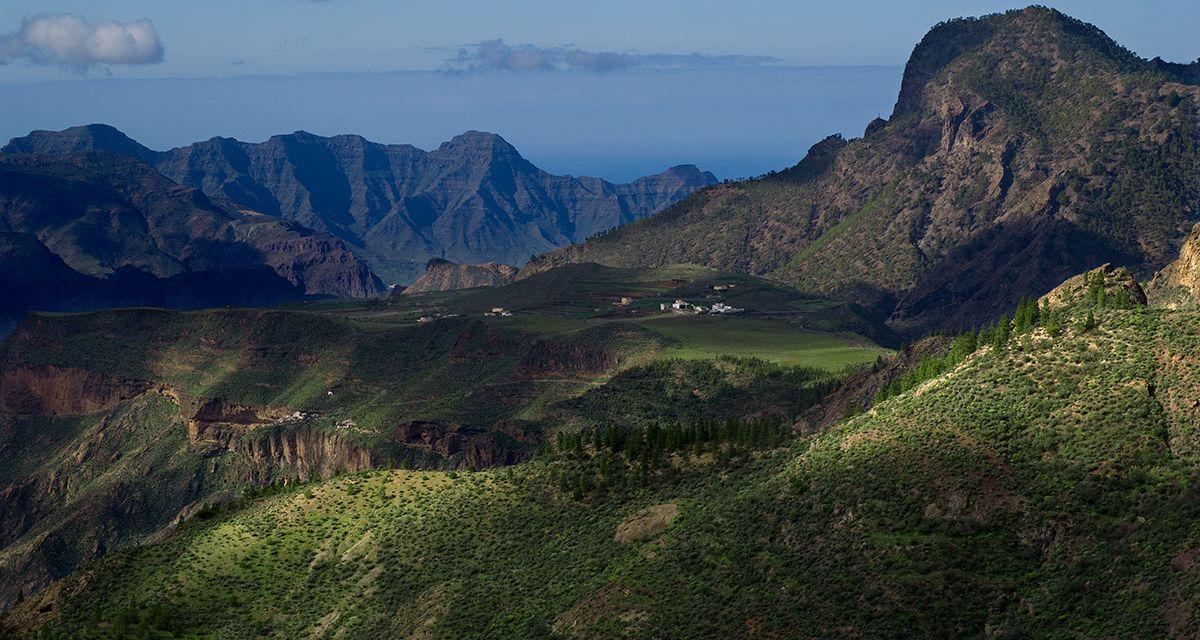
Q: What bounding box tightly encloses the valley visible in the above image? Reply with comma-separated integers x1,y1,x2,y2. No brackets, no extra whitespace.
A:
1,4,1199,639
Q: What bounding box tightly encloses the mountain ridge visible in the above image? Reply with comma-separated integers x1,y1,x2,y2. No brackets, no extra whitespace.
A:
524,6,1200,337
4,126,718,284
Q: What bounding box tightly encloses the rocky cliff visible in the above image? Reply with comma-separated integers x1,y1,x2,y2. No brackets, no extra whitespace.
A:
5,127,718,284
1147,222,1200,308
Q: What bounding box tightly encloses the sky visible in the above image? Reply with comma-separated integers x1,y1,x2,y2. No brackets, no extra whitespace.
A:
0,1,1197,180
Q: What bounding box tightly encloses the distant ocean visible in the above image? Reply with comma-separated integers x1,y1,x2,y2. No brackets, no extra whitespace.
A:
0,65,902,182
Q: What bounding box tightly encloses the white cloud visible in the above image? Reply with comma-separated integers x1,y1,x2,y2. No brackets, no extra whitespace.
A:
0,13,164,69
447,39,779,74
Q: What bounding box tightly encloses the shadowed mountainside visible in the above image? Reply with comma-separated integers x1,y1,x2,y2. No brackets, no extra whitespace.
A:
0,152,385,325
4,127,718,284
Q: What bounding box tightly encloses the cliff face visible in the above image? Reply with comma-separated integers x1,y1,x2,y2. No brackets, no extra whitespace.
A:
1147,222,1200,308
237,429,378,484
5,127,718,284
392,419,538,470
528,7,1200,336
402,258,518,294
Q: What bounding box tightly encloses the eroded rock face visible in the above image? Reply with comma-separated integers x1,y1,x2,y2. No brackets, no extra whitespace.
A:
392,419,537,470
187,398,276,450
401,258,518,294
0,365,147,417
1147,223,1200,308
237,428,377,484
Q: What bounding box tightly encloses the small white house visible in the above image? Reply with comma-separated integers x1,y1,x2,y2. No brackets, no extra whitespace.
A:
710,302,744,314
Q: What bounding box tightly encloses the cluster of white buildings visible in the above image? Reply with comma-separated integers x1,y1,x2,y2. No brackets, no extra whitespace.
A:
660,299,744,314
485,307,514,317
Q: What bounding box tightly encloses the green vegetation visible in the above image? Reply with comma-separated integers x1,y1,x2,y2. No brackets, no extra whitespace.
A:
556,357,837,431
639,316,885,369
15,304,1200,639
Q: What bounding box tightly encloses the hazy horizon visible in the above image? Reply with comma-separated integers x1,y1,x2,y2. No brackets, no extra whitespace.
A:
0,65,904,181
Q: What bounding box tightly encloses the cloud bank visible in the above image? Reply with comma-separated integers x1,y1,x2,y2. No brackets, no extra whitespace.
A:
0,13,164,69
447,39,778,73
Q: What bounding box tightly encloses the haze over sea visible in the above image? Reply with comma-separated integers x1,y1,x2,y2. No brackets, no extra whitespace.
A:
0,66,901,182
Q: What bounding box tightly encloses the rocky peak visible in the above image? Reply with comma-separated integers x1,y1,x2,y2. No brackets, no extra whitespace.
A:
891,6,1150,118
434,130,524,163
3,124,159,165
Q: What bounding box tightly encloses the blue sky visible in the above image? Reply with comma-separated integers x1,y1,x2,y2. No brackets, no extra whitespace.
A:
0,1,1196,180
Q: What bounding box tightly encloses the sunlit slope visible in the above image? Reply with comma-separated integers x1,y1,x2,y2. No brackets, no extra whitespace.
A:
16,305,1200,639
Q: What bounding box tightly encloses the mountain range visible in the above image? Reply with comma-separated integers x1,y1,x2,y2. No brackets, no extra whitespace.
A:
3,127,717,285
5,6,1200,639
527,7,1200,336
0,151,384,329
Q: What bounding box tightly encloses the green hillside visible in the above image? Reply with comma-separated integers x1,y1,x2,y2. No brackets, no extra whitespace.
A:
0,264,888,617
12,301,1200,638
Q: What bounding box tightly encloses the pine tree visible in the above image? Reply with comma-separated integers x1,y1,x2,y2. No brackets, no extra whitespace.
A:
991,314,1011,350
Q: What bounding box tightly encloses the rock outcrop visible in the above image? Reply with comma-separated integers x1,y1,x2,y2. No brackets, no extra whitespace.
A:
392,420,538,470
1147,222,1200,308
1040,263,1147,310
402,258,518,294
237,428,378,484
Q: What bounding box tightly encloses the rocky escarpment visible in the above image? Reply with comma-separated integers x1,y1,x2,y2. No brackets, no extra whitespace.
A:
392,420,539,470
1147,222,1200,308
5,126,718,284
236,428,379,484
0,365,148,418
401,258,518,294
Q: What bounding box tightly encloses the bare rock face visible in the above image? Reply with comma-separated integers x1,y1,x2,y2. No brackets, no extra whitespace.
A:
392,419,538,470
1147,222,1200,308
0,365,147,418
402,258,518,294
237,429,377,484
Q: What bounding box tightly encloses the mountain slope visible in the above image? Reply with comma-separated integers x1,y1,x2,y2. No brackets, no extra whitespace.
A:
0,152,384,323
526,7,1200,336
9,296,1200,638
4,127,718,284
